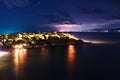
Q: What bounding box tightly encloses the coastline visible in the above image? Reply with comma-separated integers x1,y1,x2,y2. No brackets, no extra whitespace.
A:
0,32,91,50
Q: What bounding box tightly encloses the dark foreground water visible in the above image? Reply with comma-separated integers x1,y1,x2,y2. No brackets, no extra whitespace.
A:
0,33,120,80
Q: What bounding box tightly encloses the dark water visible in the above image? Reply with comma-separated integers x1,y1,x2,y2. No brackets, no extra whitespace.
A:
0,33,120,80
72,32,120,44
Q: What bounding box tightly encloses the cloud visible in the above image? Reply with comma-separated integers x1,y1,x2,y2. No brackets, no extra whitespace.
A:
41,11,77,24
101,15,120,20
57,11,71,18
40,9,120,32
91,27,120,32
1,0,29,8
52,19,120,32
79,7,105,15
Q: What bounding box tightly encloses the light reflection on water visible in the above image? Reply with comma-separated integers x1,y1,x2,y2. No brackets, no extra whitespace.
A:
67,45,76,63
67,45,76,79
40,47,49,64
0,43,119,80
0,51,10,70
12,49,27,80
41,47,49,58
0,51,9,58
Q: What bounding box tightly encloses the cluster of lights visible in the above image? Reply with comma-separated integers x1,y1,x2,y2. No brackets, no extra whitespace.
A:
0,32,81,49
13,45,23,49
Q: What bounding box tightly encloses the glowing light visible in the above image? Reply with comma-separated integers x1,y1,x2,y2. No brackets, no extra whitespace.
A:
69,35,79,40
13,49,27,79
67,45,76,77
92,41,111,44
83,39,110,44
67,45,75,63
13,45,23,49
0,51,10,70
54,24,80,32
0,51,9,57
58,24,79,28
13,49,27,65
82,40,92,43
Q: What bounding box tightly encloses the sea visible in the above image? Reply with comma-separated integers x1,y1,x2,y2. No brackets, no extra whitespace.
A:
0,32,120,80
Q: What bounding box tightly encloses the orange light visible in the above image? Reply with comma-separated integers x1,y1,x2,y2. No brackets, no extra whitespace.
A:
13,49,27,66
68,45,75,63
67,45,76,76
13,49,27,79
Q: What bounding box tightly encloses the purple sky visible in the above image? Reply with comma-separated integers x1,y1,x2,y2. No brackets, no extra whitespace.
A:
0,0,120,33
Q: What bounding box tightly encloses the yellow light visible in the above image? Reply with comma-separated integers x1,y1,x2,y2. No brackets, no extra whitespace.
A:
69,35,79,40
22,44,27,46
13,45,23,49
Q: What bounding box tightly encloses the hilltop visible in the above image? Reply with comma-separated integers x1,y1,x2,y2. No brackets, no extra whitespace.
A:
0,32,85,49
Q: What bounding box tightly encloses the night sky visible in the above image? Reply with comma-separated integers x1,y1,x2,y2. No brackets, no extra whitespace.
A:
0,0,120,33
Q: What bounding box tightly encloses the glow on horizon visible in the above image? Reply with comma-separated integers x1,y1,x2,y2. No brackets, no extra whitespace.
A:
53,23,96,32
48,20,120,32
1,29,21,34
54,24,80,32
83,39,113,44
